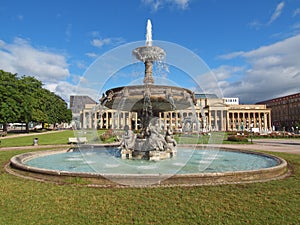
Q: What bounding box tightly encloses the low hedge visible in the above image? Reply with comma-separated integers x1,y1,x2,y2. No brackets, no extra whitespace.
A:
227,135,249,142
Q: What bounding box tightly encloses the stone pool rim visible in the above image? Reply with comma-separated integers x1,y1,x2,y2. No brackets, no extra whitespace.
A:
8,145,289,187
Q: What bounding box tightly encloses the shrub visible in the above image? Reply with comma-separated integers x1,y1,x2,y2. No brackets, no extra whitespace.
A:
100,129,118,142
227,135,248,142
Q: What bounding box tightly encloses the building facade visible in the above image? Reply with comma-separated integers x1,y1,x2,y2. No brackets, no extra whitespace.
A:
80,94,272,132
257,93,300,132
70,96,97,128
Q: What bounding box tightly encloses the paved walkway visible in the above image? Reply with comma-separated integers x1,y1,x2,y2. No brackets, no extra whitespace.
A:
0,144,70,151
210,139,300,155
1,135,300,154
1,130,65,139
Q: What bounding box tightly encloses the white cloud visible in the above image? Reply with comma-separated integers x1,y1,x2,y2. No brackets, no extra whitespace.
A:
248,20,263,29
85,52,98,58
90,31,100,37
142,0,190,11
211,65,244,81
90,37,125,49
250,2,285,29
293,8,300,17
44,81,99,103
76,61,86,69
0,38,70,83
267,1,285,25
143,0,161,11
0,37,105,103
172,0,189,9
194,66,245,98
215,34,300,103
218,51,245,60
91,38,112,48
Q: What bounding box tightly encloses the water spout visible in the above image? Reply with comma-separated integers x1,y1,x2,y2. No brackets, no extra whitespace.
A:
146,19,152,46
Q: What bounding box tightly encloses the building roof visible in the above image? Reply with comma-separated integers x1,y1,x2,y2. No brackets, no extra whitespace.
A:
194,93,218,99
70,95,97,114
257,92,300,104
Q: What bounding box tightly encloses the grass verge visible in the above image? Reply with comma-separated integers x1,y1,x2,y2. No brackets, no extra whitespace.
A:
0,130,107,147
0,147,299,224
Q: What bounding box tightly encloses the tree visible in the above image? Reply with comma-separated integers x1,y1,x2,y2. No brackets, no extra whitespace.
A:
38,89,72,127
0,70,72,132
18,76,44,132
0,70,22,131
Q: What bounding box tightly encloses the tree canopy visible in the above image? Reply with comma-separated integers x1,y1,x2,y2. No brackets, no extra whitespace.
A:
0,70,72,132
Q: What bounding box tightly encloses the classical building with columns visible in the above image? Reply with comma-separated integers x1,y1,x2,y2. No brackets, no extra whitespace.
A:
79,94,272,132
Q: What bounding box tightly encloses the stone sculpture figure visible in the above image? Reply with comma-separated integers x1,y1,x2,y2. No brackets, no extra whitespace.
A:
121,125,136,150
165,125,177,147
143,118,168,151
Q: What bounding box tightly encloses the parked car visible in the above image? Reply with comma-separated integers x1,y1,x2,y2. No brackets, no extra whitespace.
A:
33,124,42,130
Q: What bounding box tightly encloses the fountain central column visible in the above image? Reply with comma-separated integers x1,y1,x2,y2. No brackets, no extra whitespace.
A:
144,61,154,84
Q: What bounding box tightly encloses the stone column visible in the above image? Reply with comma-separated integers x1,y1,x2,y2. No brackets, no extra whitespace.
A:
175,112,179,129
258,113,262,131
220,110,223,131
88,112,92,128
94,112,97,129
237,112,240,131
126,112,129,128
109,112,112,129
209,111,212,130
264,112,267,131
106,112,109,129
226,111,230,131
81,111,85,128
214,110,218,131
242,112,245,131
135,113,138,130
99,112,102,129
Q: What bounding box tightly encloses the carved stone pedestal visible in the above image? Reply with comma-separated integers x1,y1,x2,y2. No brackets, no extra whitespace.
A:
121,149,133,159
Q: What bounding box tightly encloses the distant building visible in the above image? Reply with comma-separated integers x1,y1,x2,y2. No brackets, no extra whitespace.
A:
70,95,97,114
257,93,300,131
70,95,97,128
80,93,272,132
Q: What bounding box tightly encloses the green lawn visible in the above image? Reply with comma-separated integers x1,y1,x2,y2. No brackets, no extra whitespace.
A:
0,130,107,147
0,149,299,224
0,130,74,147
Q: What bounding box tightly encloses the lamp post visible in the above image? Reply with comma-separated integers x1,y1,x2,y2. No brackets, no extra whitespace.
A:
250,123,254,144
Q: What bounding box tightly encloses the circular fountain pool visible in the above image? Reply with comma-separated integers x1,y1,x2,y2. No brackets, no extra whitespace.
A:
10,146,288,187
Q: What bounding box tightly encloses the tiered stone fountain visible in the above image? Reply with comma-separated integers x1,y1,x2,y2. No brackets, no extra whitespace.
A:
100,20,196,160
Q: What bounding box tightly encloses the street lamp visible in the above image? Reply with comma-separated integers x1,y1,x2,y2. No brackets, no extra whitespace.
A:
250,123,254,144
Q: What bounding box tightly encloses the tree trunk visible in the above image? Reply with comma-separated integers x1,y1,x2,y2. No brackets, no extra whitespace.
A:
3,123,7,132
26,122,30,133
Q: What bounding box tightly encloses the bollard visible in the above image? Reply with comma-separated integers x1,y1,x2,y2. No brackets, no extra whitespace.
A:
33,137,38,146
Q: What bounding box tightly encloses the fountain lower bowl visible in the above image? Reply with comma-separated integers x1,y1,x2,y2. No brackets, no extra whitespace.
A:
9,145,288,187
104,84,195,112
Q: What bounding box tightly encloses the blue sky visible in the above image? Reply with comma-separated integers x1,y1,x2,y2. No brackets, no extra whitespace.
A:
1,0,300,103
